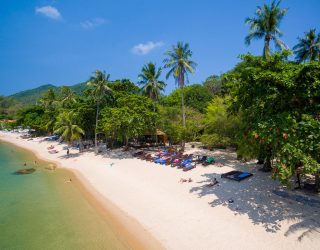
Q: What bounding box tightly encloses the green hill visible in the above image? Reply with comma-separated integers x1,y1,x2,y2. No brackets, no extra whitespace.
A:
10,84,58,105
9,82,88,106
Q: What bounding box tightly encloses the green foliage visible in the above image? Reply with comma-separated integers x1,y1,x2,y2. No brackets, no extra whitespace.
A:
100,95,157,146
293,29,320,62
184,85,213,113
54,111,85,142
0,96,20,119
138,62,166,103
162,84,213,113
39,89,57,110
72,102,96,139
58,86,77,108
16,106,47,132
163,41,197,128
108,79,139,95
201,97,240,149
87,70,113,102
203,75,226,96
158,106,204,144
227,52,320,183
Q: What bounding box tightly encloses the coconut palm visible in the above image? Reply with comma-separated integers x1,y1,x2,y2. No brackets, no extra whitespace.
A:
54,111,84,142
87,70,112,153
39,89,56,110
138,62,166,108
245,0,288,59
163,42,197,128
59,86,77,108
293,29,320,62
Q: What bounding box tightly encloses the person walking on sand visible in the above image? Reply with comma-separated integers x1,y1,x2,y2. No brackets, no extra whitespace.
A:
67,148,70,155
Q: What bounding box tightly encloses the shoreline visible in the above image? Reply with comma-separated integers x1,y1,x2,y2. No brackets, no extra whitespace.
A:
1,131,319,250
0,134,164,250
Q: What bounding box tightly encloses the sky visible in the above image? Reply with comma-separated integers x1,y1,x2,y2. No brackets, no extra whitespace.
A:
0,0,319,96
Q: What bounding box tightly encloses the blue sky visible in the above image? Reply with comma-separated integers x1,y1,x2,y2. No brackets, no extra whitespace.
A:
0,0,319,95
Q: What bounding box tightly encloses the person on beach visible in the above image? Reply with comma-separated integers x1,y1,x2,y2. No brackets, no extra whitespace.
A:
64,178,72,183
67,148,70,155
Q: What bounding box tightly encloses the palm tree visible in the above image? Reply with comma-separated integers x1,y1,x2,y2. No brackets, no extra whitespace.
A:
40,89,56,110
163,42,197,128
59,86,77,108
87,70,112,153
245,0,288,59
293,29,320,62
54,111,84,142
138,62,166,109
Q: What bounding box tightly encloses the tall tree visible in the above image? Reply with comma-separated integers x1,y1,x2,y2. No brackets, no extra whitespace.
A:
59,86,77,108
54,111,84,142
39,89,56,110
138,62,166,109
293,29,320,62
245,0,288,59
163,42,197,129
87,70,112,153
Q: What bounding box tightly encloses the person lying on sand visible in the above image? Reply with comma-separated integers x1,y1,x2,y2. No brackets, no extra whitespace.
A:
179,178,192,183
206,178,219,187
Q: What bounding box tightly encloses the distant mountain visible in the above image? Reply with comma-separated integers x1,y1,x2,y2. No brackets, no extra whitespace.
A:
9,82,88,106
69,82,87,95
9,84,58,105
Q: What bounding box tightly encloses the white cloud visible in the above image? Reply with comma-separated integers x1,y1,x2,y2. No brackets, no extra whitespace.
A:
131,41,164,55
35,6,62,20
81,18,106,29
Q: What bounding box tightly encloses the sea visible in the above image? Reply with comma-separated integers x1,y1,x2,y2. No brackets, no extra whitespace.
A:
0,140,128,250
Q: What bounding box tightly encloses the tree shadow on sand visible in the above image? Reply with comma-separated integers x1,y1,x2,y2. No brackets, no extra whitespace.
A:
189,151,320,241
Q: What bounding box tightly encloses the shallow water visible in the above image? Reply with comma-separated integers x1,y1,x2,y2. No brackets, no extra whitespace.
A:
0,141,128,250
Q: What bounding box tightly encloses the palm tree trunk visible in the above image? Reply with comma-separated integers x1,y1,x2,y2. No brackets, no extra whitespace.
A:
153,101,158,145
179,73,186,150
95,100,99,154
181,86,186,128
264,35,271,59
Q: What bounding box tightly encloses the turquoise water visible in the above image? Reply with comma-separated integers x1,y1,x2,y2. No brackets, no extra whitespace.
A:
0,141,128,250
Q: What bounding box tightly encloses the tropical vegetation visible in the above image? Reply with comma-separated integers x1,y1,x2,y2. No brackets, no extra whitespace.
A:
1,0,319,187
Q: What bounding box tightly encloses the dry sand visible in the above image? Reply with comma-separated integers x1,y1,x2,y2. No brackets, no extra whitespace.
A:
1,131,319,250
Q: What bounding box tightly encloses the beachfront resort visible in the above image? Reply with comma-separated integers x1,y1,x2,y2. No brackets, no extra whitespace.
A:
1,0,320,249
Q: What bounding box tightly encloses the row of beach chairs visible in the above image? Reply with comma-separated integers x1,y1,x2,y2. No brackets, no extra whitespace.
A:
133,150,216,171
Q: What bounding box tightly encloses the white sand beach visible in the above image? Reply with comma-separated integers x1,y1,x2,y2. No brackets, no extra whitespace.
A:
1,131,319,250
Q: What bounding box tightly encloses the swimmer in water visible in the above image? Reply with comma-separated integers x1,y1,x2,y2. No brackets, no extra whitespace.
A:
23,162,27,166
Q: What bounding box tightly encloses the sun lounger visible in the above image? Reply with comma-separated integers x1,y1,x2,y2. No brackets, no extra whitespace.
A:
202,157,215,166
221,170,253,181
48,150,59,154
177,158,192,169
133,151,144,157
183,162,196,171
197,155,207,163
140,153,152,160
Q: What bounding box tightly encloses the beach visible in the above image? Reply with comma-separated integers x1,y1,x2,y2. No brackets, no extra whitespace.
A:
1,131,319,250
